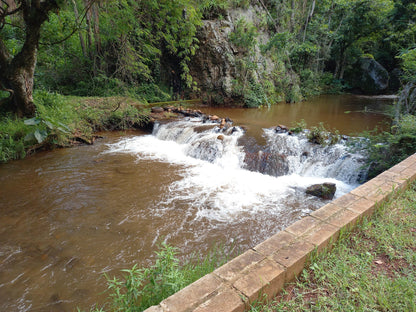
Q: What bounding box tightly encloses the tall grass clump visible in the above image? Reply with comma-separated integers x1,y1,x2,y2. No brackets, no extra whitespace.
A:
0,117,31,162
87,243,229,312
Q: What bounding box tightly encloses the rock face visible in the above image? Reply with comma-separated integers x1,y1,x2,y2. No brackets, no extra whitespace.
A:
359,57,389,94
189,5,276,105
306,183,336,200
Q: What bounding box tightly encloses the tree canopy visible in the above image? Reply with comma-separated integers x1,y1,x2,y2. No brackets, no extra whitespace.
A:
0,0,415,114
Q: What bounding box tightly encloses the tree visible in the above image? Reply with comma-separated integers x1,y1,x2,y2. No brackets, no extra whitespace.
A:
0,0,59,117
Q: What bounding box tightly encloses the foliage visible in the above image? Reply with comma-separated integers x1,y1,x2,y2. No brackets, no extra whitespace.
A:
251,182,416,311
306,122,341,146
229,18,259,51
86,242,229,312
397,48,416,83
289,119,307,134
355,114,416,179
0,92,151,163
0,117,30,162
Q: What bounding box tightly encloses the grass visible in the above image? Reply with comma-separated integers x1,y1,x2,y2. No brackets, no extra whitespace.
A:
85,243,231,312
0,91,152,163
250,182,416,311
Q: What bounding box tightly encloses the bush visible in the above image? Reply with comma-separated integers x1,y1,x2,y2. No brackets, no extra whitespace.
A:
0,117,30,162
356,114,416,179
307,122,340,146
87,243,229,312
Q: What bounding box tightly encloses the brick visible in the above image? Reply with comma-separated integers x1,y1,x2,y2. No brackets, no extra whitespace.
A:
400,165,416,183
388,163,409,174
303,222,340,252
271,240,315,281
214,250,264,283
285,216,319,237
346,197,376,218
161,274,221,312
365,181,397,203
194,287,245,312
144,305,165,312
350,182,379,198
253,230,296,257
376,170,401,182
325,208,360,230
399,154,416,167
331,193,360,208
310,203,343,221
233,259,285,303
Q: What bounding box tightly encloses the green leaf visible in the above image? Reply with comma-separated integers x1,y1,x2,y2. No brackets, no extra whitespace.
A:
43,120,54,130
24,132,36,143
34,129,48,143
24,117,41,126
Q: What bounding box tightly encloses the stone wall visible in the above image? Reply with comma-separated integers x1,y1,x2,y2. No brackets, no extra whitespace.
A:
145,153,416,312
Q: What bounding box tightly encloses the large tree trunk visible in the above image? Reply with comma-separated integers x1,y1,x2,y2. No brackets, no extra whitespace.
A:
0,0,59,117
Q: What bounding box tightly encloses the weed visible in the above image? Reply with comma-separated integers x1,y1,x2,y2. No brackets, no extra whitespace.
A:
86,242,230,312
307,123,341,146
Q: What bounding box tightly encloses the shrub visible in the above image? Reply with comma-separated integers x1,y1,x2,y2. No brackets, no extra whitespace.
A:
355,114,416,179
87,243,229,312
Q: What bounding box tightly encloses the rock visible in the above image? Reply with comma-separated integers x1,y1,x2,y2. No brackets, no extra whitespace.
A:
210,115,220,121
359,57,389,94
219,118,226,129
217,135,224,141
151,107,164,113
306,183,336,200
275,124,289,133
188,5,277,104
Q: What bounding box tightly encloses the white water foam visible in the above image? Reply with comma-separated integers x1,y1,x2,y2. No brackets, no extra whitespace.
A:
106,119,358,222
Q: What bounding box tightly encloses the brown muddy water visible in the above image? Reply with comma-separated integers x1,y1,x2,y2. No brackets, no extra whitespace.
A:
0,95,392,311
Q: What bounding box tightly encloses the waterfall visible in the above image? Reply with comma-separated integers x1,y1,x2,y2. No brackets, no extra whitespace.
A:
107,117,364,222
260,129,367,184
151,120,366,185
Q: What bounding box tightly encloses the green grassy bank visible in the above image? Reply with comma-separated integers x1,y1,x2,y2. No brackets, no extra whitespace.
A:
251,182,416,312
0,92,153,163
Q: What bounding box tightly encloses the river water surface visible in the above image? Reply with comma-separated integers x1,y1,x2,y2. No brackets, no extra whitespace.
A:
0,95,392,311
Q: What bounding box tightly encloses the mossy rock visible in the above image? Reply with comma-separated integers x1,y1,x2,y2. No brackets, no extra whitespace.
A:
306,183,336,200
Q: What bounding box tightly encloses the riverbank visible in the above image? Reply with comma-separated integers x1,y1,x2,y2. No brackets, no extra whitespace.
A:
250,181,416,311
0,93,173,163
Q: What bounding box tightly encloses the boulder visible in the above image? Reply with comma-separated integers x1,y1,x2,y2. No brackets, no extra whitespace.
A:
306,183,336,200
188,5,277,104
151,107,164,113
359,57,389,94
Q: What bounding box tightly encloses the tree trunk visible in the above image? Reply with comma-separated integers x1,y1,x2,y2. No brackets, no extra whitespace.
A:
72,0,87,58
0,0,59,117
303,0,315,42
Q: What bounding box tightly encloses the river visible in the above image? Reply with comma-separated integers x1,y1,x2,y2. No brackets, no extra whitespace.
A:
0,95,392,311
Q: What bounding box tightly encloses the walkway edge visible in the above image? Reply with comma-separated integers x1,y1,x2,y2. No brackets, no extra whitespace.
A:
144,153,416,312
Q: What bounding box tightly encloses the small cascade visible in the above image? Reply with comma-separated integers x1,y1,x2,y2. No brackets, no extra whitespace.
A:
152,119,246,168
260,128,367,184
148,119,366,185
107,117,366,222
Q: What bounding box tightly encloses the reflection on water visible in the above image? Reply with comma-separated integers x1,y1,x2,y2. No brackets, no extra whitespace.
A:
0,95,392,311
201,94,391,141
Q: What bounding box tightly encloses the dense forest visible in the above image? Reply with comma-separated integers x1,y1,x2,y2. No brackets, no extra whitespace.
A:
0,0,415,171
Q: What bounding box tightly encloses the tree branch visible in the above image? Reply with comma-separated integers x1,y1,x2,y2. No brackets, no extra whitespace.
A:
39,0,96,46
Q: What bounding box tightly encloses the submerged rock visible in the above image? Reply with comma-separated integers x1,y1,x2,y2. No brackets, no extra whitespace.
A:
306,183,336,200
